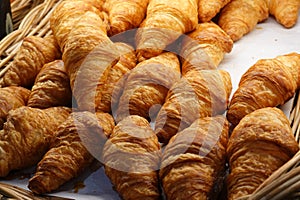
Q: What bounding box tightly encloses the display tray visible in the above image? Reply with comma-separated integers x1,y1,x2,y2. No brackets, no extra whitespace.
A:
1,14,300,200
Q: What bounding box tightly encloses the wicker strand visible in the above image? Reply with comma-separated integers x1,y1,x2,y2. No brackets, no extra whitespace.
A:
1,0,300,199
291,92,300,143
246,91,300,199
11,0,44,30
0,29,22,56
0,0,62,73
0,182,36,200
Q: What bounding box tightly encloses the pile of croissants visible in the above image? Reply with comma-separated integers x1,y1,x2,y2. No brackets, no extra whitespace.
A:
0,0,300,199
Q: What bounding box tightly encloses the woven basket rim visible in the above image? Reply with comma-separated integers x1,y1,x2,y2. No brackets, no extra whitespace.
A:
0,0,300,199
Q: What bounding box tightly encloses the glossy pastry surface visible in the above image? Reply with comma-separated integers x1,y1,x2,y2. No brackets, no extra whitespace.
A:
160,116,229,200
218,0,269,41
27,60,72,108
115,52,180,122
0,86,31,129
96,42,137,113
181,22,233,74
227,107,299,200
28,111,114,194
2,36,61,88
198,0,232,22
155,69,232,144
0,106,71,177
103,115,161,200
227,53,300,126
268,0,300,28
135,0,198,61
104,0,149,36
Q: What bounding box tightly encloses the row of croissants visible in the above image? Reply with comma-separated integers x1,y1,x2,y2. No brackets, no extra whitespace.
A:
0,0,300,199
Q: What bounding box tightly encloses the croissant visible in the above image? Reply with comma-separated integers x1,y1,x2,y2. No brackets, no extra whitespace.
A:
103,115,161,200
103,0,149,36
198,0,232,22
96,42,137,113
0,86,31,129
27,60,72,109
0,106,71,177
83,0,106,11
50,0,108,52
28,111,115,194
218,0,269,41
135,0,198,61
160,116,229,200
51,0,120,112
155,68,232,144
227,52,300,126
114,52,181,123
227,107,299,200
180,22,233,74
267,0,300,28
1,35,61,88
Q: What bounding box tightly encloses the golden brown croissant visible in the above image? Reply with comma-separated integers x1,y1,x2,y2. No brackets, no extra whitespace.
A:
227,107,299,200
27,60,72,109
155,68,232,144
83,0,106,11
218,0,269,41
227,52,300,126
0,86,31,129
28,111,115,194
103,115,161,200
135,0,198,61
51,0,120,112
180,22,233,74
50,0,108,52
0,106,71,177
96,42,137,113
115,52,181,123
160,116,229,200
1,35,61,88
198,0,232,22
267,0,300,28
104,0,149,36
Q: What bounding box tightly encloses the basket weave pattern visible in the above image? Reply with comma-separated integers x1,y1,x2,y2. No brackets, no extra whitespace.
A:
0,0,300,199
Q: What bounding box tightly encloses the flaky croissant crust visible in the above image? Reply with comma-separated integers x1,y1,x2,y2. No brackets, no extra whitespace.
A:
226,107,299,200
28,111,114,194
103,115,161,200
227,53,300,126
160,116,229,199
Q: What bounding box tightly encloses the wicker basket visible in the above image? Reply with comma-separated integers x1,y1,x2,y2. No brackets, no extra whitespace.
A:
0,0,61,76
0,0,300,199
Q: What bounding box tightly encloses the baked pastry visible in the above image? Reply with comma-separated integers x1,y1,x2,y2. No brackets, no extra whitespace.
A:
180,22,233,74
0,106,71,177
104,0,149,36
1,35,61,88
155,68,232,144
83,0,106,11
160,116,229,200
227,107,299,200
28,111,115,194
218,0,269,41
135,0,198,61
50,0,108,52
27,60,72,108
227,52,300,126
115,52,181,123
103,115,161,200
0,86,30,129
51,0,120,112
268,0,300,28
96,42,137,113
198,0,232,22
